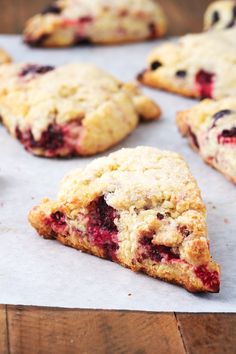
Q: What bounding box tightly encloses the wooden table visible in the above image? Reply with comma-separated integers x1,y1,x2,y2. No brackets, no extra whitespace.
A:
0,1,235,353
0,306,235,354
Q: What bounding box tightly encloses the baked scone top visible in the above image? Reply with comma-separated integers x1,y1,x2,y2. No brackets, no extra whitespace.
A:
0,48,12,65
58,146,205,215
0,62,159,140
204,0,236,30
142,28,236,99
24,0,167,46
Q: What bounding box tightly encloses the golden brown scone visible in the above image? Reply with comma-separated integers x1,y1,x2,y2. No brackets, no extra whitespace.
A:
23,0,167,47
0,63,160,157
138,28,236,100
0,48,11,64
176,97,236,185
204,0,236,30
29,146,220,293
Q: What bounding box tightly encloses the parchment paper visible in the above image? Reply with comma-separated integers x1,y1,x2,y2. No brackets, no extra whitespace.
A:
0,35,235,312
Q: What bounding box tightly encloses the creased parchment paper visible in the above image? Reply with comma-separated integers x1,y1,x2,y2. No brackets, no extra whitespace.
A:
0,35,235,311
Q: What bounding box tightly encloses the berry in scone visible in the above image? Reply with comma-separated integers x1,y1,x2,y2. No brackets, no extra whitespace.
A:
29,146,220,293
0,63,160,157
176,97,236,184
23,0,167,47
138,28,236,99
204,0,236,30
0,48,11,64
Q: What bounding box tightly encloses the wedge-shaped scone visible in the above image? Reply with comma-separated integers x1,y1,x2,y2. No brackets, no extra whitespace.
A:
23,0,167,47
0,48,11,64
204,0,236,30
177,97,236,184
138,28,236,99
0,63,160,157
29,147,220,293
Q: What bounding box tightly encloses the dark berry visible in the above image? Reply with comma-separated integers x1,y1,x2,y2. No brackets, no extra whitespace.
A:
211,10,220,25
19,64,54,78
178,225,190,237
176,70,187,78
148,22,158,39
51,211,66,226
226,6,236,28
140,236,153,246
156,213,164,220
195,70,215,99
150,61,162,71
188,127,199,150
87,196,119,261
211,109,232,128
194,265,219,291
42,4,62,15
218,127,236,144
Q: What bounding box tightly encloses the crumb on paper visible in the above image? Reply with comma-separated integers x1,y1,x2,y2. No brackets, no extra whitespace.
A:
224,218,229,224
128,293,132,296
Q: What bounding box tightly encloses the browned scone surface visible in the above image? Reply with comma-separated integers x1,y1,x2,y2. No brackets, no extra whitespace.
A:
23,0,167,47
29,146,220,293
176,97,236,185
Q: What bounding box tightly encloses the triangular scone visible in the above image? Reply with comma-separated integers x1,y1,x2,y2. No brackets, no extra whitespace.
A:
29,147,220,293
0,48,11,65
177,97,236,184
204,0,236,31
0,63,160,157
23,0,167,47
138,28,236,99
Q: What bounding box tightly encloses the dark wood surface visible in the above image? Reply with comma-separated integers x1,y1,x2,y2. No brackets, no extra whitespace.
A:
0,0,213,35
0,305,236,354
0,1,235,353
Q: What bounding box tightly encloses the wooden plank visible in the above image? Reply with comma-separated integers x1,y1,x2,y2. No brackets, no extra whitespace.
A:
0,305,8,354
7,306,186,354
0,0,213,35
176,313,236,354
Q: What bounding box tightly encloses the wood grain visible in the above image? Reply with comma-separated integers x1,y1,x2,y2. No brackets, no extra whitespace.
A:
176,314,236,354
0,305,8,354
0,0,214,35
7,306,185,354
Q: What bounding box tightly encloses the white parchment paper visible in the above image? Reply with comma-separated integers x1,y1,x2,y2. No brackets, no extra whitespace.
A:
0,35,235,312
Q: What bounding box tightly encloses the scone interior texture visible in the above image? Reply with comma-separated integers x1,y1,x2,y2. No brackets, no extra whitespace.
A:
176,97,236,184
204,0,236,30
29,147,220,293
23,0,167,47
0,63,160,157
0,48,12,65
138,28,236,100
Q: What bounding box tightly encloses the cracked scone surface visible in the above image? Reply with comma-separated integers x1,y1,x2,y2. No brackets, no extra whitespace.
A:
0,48,11,64
204,0,236,30
29,146,220,293
138,28,236,100
0,63,160,157
177,97,236,184
23,0,167,47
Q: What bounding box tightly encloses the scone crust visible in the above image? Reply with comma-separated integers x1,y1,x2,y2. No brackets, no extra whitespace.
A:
176,97,236,184
0,48,12,65
24,0,167,47
138,29,236,100
0,63,160,157
29,147,220,293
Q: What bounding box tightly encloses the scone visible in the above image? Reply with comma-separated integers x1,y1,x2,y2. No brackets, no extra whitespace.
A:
0,48,11,64
0,63,160,157
204,0,236,30
29,146,220,293
177,97,236,184
138,28,236,99
23,0,167,47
